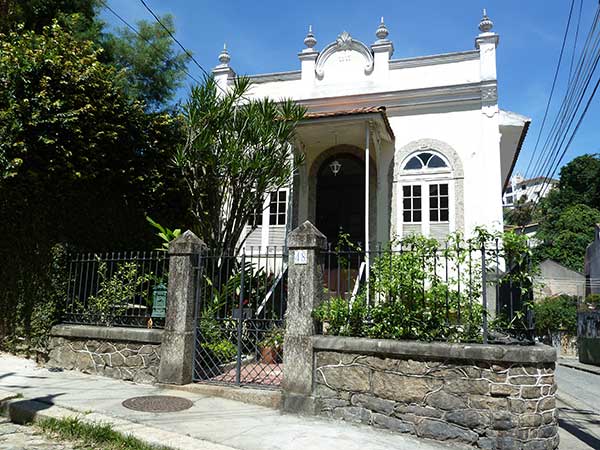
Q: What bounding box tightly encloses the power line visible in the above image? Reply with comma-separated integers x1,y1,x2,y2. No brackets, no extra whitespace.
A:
534,7,600,183
534,74,600,213
137,0,245,99
99,0,201,84
567,0,584,86
525,0,587,181
523,0,576,180
527,3,600,199
531,6,600,199
138,0,212,80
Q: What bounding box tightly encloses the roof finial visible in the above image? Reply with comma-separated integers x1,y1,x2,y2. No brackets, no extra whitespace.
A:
479,8,494,33
304,25,317,50
218,43,230,66
376,16,389,41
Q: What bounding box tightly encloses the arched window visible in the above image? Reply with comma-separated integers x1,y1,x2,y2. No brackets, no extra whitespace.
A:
403,152,448,170
399,150,453,239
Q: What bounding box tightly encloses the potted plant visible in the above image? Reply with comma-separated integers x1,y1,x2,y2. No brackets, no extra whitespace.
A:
259,326,284,364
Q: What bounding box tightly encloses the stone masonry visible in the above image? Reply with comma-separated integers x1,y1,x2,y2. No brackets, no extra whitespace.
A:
47,325,162,384
313,338,558,450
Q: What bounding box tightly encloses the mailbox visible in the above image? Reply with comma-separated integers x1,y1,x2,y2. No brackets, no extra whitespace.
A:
151,283,167,318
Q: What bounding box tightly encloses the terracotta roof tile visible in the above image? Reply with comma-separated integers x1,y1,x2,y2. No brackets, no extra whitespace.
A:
304,106,383,119
303,106,395,140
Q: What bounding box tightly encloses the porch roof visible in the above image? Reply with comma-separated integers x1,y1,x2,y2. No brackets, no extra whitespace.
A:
300,106,395,143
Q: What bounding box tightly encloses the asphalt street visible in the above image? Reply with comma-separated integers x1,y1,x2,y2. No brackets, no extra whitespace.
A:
556,365,600,449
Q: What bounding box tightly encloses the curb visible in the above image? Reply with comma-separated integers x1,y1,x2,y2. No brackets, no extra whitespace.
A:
556,391,600,415
158,383,282,410
0,391,237,450
558,360,600,376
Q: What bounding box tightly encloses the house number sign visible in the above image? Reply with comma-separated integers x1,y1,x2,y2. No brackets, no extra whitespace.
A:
294,249,307,265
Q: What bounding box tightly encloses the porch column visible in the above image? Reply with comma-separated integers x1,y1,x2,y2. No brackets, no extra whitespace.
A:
282,221,326,414
365,123,371,304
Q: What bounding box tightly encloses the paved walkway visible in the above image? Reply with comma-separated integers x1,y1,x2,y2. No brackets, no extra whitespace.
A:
0,353,458,450
0,418,76,450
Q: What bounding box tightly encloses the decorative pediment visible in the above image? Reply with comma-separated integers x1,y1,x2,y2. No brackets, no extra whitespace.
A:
315,31,374,79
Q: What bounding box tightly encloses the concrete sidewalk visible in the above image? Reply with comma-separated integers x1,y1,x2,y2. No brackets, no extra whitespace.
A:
0,353,458,450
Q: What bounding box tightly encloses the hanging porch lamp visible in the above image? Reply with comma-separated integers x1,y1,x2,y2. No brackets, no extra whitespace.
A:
329,160,342,176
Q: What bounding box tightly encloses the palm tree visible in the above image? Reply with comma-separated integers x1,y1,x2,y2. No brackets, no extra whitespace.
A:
174,76,305,254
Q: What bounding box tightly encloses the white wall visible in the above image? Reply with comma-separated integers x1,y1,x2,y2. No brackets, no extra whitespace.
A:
246,58,480,103
386,107,503,238
220,28,509,244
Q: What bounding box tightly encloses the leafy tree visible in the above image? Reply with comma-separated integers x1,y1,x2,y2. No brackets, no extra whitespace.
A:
1,1,190,112
533,154,600,271
103,15,191,111
504,198,534,227
0,22,189,346
555,154,600,208
0,0,100,38
534,204,600,271
174,76,305,252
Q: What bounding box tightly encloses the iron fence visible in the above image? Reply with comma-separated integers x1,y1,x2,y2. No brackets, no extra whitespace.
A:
319,241,534,344
63,251,169,328
193,247,287,388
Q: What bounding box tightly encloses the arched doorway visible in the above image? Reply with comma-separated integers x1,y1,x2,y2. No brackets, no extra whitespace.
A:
316,154,365,247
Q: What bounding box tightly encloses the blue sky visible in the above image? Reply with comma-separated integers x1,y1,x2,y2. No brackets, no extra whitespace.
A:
103,0,600,178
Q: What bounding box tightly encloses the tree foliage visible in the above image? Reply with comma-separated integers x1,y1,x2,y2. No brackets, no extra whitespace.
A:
554,154,600,208
534,154,600,271
0,0,100,39
534,204,600,272
0,22,189,347
504,198,534,227
2,0,191,112
533,295,578,336
174,76,306,252
103,14,191,111
0,1,193,350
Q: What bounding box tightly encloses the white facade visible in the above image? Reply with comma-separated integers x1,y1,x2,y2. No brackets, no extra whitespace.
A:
215,12,530,248
503,174,558,208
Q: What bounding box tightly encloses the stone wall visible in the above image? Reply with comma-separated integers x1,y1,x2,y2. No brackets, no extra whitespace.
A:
47,325,162,384
312,336,558,450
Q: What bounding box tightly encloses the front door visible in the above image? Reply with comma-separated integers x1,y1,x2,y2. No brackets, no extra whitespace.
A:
316,154,365,248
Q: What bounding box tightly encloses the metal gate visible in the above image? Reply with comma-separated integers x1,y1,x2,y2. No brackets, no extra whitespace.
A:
192,247,287,388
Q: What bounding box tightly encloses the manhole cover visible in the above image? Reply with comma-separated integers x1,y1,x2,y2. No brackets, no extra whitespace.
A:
122,395,193,413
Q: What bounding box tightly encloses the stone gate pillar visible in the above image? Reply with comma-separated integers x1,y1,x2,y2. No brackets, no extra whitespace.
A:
282,221,327,414
157,230,205,385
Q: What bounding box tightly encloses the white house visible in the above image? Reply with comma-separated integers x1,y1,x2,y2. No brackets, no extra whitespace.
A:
214,11,530,250
503,174,558,208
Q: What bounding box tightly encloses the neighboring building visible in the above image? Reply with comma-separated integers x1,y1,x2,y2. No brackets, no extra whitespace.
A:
503,174,558,208
534,259,585,301
585,224,600,296
214,11,530,250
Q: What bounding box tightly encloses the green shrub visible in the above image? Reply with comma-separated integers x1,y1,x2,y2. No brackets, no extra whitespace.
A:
259,326,285,349
313,296,367,337
533,295,577,336
85,260,152,325
313,228,534,343
201,339,237,361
